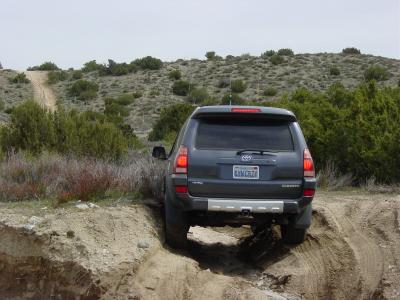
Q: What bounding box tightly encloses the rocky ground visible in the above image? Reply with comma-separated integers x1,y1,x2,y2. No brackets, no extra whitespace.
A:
0,190,399,299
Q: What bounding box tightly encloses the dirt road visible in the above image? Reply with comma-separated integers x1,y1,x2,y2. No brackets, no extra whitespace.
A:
24,71,57,111
0,191,399,299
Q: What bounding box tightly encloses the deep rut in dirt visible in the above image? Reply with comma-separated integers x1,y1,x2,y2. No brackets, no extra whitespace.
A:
0,191,399,299
182,192,400,299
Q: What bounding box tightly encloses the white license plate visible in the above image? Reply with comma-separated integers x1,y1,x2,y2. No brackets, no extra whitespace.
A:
233,165,259,179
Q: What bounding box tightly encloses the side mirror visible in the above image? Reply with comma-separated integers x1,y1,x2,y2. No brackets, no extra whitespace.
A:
152,146,167,160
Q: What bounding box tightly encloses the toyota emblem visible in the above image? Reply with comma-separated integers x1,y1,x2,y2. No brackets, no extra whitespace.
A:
241,154,253,162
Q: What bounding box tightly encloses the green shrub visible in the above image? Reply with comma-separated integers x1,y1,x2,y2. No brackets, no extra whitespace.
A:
132,91,143,98
105,59,131,76
172,80,191,96
0,101,129,159
68,80,99,100
27,61,59,71
1,100,56,154
187,88,209,104
364,65,390,81
342,47,361,55
10,73,30,84
277,48,294,56
104,102,130,117
113,93,135,105
261,50,275,58
148,103,195,141
271,82,400,183
47,70,69,84
81,60,103,73
4,107,13,114
270,54,285,65
231,80,247,93
329,65,341,76
0,99,5,111
217,78,230,88
200,97,220,106
205,51,216,60
168,69,182,80
220,93,245,105
263,87,277,96
72,70,83,80
133,56,163,70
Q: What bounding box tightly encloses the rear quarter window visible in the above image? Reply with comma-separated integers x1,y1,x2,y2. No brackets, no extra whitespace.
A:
195,118,294,151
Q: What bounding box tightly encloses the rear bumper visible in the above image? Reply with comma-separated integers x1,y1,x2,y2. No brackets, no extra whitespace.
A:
175,193,313,214
168,174,316,214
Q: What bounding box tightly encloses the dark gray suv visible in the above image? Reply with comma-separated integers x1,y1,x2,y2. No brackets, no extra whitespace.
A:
152,105,316,248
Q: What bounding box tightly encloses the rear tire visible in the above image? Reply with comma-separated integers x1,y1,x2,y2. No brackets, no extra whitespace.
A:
164,193,189,249
280,225,307,244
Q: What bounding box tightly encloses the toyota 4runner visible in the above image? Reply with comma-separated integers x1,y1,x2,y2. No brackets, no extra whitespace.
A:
152,105,316,248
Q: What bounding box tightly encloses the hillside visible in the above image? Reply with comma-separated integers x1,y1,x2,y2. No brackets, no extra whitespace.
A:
1,52,399,137
48,53,400,136
0,70,33,123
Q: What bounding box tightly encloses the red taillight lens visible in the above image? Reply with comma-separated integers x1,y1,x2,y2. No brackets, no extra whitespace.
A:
303,149,315,177
303,188,315,197
231,108,261,113
175,185,188,193
174,146,188,174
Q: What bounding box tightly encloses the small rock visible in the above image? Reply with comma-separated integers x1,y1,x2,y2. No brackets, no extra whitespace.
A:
28,216,43,225
137,241,149,249
76,203,89,210
88,203,99,208
24,216,43,230
66,230,75,238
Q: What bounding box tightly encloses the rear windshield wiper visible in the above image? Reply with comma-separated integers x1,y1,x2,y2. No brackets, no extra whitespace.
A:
236,149,277,155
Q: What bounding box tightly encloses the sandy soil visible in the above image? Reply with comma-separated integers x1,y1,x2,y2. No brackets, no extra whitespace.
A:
24,71,57,111
0,191,399,299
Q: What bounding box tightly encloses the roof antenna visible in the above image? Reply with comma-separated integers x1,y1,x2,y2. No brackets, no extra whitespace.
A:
229,78,232,105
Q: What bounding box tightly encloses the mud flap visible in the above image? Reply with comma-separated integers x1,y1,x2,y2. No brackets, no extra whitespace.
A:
292,203,312,229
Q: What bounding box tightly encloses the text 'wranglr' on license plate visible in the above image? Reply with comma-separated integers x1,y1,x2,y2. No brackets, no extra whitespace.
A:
233,165,259,179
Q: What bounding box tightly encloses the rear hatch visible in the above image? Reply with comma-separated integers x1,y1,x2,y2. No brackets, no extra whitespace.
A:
188,116,303,199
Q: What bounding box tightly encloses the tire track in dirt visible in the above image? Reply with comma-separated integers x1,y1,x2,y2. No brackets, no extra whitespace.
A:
24,71,56,111
324,203,384,298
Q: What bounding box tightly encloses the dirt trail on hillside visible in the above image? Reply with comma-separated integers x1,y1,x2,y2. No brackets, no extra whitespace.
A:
0,191,399,299
25,71,57,111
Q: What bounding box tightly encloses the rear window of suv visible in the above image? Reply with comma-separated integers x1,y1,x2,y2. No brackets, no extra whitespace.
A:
195,118,294,151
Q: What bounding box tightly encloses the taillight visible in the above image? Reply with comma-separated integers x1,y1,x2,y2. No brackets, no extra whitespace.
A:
303,189,315,197
175,186,188,193
303,149,315,177
231,108,261,113
174,145,188,174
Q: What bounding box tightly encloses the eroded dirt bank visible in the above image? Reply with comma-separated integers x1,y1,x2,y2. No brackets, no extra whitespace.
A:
0,191,399,299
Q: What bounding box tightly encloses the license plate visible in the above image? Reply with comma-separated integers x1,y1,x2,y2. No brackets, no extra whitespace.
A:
233,165,259,179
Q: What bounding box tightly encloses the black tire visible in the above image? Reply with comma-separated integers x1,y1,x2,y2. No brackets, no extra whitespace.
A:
280,225,307,244
164,193,189,249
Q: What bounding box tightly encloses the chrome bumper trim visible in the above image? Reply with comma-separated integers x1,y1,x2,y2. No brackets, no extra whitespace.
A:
207,199,284,213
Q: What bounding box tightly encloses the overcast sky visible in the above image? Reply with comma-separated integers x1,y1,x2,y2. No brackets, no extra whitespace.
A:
1,0,399,70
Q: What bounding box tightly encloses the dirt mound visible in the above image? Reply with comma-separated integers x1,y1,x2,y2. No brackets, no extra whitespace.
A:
1,191,399,299
0,205,163,299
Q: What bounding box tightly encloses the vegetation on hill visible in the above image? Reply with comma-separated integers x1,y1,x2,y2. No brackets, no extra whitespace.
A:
0,101,140,160
38,51,399,137
9,73,30,84
27,61,60,71
68,79,99,101
149,82,400,184
342,47,361,55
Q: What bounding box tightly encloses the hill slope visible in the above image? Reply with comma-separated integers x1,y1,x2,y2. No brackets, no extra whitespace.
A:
52,53,400,136
1,53,399,136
